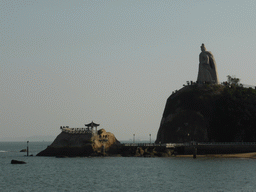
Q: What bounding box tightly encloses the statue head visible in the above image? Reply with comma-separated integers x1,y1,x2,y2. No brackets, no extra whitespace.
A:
201,43,206,52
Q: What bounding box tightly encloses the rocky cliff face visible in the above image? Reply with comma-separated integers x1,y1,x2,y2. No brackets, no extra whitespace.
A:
156,84,256,143
37,129,120,157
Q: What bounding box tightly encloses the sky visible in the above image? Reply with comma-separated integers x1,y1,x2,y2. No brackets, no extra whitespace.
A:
1,0,256,141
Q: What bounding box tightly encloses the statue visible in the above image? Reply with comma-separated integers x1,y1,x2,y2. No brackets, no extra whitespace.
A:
197,44,219,84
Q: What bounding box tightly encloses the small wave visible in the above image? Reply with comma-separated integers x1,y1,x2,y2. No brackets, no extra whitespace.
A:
0,150,8,153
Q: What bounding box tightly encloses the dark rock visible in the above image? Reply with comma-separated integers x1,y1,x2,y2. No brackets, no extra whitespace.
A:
135,147,144,157
156,84,256,143
20,149,27,152
56,155,68,158
37,129,120,157
11,160,26,164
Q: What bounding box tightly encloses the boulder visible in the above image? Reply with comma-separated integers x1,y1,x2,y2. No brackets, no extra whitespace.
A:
11,160,26,164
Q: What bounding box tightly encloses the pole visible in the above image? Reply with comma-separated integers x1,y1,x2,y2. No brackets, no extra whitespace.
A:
193,147,197,159
149,134,151,144
103,142,105,156
133,134,135,143
27,141,29,156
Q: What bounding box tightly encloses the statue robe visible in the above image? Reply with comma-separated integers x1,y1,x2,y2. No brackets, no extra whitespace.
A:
197,51,219,84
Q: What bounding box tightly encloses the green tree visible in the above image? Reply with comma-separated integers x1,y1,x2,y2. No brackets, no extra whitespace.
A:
227,75,240,85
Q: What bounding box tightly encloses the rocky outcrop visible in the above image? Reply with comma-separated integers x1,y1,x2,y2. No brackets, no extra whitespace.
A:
156,84,256,143
37,129,120,157
11,160,26,164
119,146,174,157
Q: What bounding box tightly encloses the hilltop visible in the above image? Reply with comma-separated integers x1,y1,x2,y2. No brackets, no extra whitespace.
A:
155,84,256,143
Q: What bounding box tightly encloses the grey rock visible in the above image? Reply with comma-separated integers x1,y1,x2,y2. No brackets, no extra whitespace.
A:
11,160,26,164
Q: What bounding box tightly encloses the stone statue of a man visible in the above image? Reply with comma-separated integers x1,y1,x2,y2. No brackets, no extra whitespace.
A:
197,44,219,84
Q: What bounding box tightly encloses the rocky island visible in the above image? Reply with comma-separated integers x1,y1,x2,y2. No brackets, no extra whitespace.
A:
156,44,256,144
36,122,173,157
37,44,256,157
154,44,256,155
156,83,256,143
37,122,121,157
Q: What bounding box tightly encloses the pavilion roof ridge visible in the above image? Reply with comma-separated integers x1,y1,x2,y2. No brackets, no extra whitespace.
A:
84,121,100,127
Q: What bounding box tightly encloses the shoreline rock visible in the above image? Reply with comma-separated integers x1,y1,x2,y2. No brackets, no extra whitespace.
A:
37,129,121,157
11,160,26,164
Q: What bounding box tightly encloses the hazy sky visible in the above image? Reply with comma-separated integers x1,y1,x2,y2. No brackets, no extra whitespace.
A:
1,0,256,141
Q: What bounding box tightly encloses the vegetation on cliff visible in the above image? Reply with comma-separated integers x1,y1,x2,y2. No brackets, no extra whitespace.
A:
210,85,256,141
156,83,256,143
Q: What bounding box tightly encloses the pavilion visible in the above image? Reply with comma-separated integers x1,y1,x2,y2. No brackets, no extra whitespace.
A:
85,121,100,132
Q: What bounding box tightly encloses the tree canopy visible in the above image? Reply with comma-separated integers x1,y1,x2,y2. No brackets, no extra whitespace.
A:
227,75,240,85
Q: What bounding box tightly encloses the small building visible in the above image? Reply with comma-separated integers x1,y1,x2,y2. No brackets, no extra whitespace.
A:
85,121,100,133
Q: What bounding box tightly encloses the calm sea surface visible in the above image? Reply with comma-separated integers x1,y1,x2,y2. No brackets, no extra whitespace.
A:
1,142,256,192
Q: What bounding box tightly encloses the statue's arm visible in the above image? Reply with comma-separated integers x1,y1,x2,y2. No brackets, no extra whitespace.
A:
199,53,209,65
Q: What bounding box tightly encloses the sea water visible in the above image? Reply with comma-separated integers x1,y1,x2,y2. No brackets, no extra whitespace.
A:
1,142,256,192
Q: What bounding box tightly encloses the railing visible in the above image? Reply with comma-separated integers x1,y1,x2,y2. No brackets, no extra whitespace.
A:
198,142,256,145
61,128,92,134
181,81,256,89
122,142,256,147
122,143,188,147
240,84,256,89
123,143,165,147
